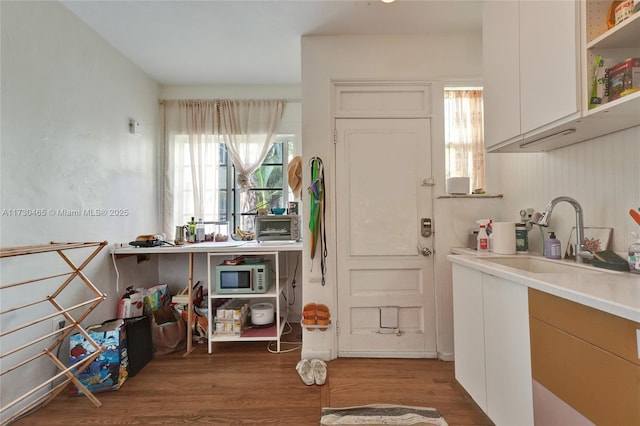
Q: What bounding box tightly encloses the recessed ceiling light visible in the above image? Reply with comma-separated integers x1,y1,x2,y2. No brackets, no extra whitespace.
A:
381,0,396,3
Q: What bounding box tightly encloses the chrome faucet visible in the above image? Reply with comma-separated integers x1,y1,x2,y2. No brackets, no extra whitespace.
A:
537,196,593,263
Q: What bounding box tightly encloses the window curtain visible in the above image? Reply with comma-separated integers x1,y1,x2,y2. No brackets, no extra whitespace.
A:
161,99,221,238
444,90,485,191
219,99,285,190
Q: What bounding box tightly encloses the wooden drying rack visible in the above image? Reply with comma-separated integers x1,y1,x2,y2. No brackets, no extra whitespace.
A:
0,241,107,425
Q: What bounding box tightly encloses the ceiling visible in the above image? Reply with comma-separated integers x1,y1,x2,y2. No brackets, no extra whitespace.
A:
61,0,482,86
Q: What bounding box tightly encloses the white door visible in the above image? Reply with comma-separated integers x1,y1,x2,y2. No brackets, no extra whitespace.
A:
335,118,436,358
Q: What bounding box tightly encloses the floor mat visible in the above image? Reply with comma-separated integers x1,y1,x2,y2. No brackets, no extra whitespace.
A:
320,404,448,425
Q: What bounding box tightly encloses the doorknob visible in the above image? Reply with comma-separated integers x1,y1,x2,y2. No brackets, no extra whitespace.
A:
418,243,432,257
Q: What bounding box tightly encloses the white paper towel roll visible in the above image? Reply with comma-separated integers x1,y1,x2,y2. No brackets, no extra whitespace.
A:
492,222,516,254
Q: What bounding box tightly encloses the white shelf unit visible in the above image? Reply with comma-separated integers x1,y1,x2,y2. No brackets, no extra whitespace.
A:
206,251,288,353
583,3,640,119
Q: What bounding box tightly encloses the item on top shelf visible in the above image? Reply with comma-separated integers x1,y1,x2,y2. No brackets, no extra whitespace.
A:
606,1,623,29
614,0,634,25
607,58,640,102
589,55,615,108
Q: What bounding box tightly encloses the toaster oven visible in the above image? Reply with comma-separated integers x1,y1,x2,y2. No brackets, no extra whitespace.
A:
255,214,300,242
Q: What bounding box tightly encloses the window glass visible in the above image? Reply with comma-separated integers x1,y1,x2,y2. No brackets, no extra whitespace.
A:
444,88,485,192
173,134,294,233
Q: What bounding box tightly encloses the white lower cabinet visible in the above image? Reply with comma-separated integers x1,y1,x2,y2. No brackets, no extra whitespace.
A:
452,264,534,425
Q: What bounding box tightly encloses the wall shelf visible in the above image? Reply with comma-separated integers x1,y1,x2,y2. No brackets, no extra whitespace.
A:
0,241,107,425
437,194,504,199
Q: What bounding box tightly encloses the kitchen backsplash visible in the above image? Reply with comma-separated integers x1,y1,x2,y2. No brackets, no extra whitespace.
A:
487,125,640,254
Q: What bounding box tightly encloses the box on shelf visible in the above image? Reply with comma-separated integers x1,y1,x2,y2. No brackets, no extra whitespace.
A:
213,299,250,336
589,56,616,108
614,0,634,25
607,57,640,101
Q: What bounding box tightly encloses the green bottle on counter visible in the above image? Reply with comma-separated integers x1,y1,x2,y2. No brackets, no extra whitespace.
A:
188,217,196,242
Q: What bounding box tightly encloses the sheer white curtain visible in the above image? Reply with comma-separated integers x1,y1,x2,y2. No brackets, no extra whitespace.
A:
444,89,485,191
161,100,221,238
219,99,285,190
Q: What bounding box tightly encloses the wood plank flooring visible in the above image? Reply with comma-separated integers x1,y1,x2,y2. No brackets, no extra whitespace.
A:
11,327,492,425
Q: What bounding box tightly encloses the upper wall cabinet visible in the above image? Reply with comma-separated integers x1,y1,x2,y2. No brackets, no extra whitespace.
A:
484,0,640,153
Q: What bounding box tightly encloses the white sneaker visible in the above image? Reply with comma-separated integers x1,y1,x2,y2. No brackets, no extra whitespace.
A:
296,359,315,386
311,359,327,385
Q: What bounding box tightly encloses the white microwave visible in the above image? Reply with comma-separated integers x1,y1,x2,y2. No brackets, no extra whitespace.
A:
215,262,271,294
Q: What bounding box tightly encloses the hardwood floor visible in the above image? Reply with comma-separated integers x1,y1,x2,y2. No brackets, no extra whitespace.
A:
12,327,492,425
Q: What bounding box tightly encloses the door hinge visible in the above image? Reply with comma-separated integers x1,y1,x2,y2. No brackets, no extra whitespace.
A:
333,129,337,144
335,319,340,335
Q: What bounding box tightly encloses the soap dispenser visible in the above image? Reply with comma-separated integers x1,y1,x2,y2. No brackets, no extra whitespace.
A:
545,232,562,259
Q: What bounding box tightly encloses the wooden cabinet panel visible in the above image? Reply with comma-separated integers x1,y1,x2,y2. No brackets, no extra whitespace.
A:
530,317,640,426
529,288,640,366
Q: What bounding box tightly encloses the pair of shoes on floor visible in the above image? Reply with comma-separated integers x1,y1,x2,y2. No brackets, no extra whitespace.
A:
296,358,327,386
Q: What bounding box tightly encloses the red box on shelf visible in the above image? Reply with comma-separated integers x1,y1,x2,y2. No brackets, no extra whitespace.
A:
607,58,640,101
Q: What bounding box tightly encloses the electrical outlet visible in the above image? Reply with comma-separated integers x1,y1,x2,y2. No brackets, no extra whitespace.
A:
52,319,65,333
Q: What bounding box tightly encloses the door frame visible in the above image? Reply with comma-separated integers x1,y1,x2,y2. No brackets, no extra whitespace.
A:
331,80,438,358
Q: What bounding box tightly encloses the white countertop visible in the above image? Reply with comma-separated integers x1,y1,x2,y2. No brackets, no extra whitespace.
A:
447,248,640,323
112,240,302,255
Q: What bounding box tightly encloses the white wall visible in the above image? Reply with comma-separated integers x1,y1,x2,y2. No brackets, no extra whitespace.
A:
0,2,159,420
300,34,484,360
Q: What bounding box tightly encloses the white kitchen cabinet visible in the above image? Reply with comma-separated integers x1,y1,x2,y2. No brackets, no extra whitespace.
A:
451,263,534,425
452,265,487,411
482,0,521,148
482,274,534,426
484,1,640,153
519,1,580,134
483,0,580,152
